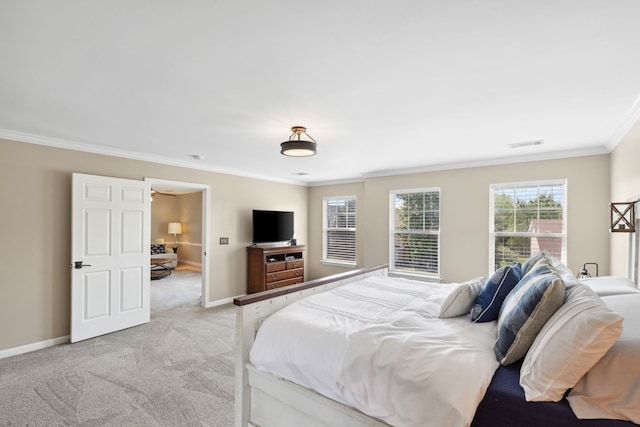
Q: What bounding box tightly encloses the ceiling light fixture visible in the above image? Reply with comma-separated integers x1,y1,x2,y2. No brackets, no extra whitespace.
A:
280,126,317,157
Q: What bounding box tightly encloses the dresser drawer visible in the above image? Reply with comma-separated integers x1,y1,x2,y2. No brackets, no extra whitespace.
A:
266,261,286,273
286,259,304,269
266,268,303,283
266,276,304,290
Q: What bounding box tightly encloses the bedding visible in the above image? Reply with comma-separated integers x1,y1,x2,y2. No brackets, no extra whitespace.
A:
473,360,637,427
243,255,639,427
567,294,640,423
519,276,624,402
249,275,499,427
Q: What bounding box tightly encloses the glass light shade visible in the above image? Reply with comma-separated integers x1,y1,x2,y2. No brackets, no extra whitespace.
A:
280,140,317,157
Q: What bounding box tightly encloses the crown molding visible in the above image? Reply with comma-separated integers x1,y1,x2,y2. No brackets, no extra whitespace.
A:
0,127,617,188
607,91,640,151
358,146,610,180
0,128,310,187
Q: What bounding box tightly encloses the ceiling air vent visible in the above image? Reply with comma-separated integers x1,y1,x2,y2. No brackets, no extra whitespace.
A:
508,139,544,149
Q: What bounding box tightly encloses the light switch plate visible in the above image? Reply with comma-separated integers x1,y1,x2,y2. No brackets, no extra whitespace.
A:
219,237,229,245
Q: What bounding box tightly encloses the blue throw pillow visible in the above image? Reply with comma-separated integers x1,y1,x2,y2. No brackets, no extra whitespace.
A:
470,263,522,322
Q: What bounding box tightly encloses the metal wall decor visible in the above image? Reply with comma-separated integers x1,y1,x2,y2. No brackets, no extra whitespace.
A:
610,202,635,232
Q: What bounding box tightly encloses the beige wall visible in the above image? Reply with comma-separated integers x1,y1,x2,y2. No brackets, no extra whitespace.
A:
151,193,179,245
150,191,203,267
609,118,640,276
308,182,366,278
307,155,611,283
176,192,203,267
0,134,621,353
0,138,308,352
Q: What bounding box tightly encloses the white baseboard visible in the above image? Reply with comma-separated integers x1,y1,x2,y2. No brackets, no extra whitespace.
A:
205,294,245,308
0,335,69,360
180,260,202,268
1,295,243,359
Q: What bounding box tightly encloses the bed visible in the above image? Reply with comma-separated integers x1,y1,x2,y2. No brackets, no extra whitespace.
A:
234,258,640,427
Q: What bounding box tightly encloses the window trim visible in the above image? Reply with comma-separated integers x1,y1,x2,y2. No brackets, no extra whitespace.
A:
389,187,441,280
322,196,357,267
489,179,567,273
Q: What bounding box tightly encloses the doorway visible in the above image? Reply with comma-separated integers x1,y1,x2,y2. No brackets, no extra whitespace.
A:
145,177,211,308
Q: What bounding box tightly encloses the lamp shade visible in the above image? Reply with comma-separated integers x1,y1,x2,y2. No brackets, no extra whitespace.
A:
281,126,317,157
281,140,317,157
168,222,182,235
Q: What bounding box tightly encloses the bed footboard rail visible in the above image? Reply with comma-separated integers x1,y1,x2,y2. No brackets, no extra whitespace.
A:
234,264,389,427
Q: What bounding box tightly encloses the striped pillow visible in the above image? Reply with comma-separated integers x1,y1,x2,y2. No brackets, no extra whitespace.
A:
521,250,549,276
495,259,565,365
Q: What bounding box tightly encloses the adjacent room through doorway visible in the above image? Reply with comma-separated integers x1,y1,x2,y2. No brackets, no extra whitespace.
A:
146,177,211,310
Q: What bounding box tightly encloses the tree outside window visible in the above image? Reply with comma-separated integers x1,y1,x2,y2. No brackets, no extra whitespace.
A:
323,197,356,265
491,182,566,270
390,189,440,276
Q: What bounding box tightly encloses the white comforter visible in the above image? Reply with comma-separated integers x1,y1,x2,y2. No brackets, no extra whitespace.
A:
249,276,499,427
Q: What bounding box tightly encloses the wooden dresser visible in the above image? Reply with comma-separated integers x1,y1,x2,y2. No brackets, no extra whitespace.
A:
247,245,305,294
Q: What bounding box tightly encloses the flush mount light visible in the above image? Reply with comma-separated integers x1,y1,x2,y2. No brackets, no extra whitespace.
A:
281,126,317,157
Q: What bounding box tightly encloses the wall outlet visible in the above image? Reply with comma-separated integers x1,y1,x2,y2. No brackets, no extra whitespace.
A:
219,237,229,245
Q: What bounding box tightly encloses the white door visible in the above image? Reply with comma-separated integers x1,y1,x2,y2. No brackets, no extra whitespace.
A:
71,173,151,343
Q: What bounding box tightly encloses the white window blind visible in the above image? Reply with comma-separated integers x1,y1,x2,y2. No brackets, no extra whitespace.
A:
490,180,567,271
323,197,356,265
390,188,440,277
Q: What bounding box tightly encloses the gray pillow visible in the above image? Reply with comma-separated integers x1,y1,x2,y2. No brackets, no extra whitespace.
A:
521,250,549,276
438,277,486,318
495,259,565,365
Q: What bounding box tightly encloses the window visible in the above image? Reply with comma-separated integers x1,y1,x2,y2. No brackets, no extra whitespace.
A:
390,188,440,277
490,180,567,271
322,197,356,265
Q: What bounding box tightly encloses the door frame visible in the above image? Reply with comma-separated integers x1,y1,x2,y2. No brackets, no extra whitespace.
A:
145,177,210,308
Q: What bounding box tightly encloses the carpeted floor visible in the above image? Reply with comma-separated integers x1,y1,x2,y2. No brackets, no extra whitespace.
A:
0,267,236,426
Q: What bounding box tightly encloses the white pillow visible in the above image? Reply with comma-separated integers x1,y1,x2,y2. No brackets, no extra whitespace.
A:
519,283,623,401
580,276,640,296
567,294,640,423
438,277,485,318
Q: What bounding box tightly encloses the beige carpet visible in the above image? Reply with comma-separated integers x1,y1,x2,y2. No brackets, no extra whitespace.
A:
0,268,236,426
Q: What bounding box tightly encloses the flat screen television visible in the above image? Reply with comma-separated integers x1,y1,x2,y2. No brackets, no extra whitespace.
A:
252,210,294,244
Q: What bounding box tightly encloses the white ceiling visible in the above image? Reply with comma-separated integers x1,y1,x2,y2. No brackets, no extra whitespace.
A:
2,1,640,185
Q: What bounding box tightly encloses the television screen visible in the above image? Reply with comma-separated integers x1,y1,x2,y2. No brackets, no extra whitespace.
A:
252,210,294,243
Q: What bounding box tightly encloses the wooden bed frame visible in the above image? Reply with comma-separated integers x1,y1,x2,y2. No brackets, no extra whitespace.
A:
233,265,390,427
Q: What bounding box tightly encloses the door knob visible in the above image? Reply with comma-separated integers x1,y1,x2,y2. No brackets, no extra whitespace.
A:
74,261,92,269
